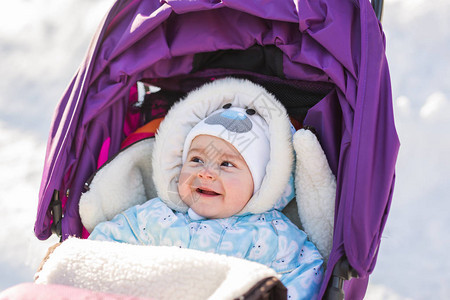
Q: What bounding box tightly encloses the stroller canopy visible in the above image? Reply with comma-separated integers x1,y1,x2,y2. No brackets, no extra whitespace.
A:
35,0,399,298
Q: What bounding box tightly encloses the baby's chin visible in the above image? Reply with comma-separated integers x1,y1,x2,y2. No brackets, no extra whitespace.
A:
189,206,225,219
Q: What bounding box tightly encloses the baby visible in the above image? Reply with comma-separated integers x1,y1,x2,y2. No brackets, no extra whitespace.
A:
89,78,324,299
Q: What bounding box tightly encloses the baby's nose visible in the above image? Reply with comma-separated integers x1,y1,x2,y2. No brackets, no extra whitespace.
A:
198,166,216,180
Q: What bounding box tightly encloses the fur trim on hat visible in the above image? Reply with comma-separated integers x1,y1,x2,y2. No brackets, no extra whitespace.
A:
152,78,294,215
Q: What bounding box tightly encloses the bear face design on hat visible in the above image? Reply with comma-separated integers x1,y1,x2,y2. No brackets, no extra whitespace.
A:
205,107,253,133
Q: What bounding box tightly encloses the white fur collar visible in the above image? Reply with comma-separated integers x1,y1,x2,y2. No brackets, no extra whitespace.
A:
79,139,157,232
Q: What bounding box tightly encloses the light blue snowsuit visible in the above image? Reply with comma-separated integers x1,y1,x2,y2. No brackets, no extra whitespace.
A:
89,176,324,299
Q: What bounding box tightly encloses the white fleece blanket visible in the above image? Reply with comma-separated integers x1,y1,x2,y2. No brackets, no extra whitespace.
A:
35,238,279,300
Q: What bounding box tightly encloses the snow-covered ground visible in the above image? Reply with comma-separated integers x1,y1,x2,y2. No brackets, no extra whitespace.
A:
0,0,113,289
1,0,448,299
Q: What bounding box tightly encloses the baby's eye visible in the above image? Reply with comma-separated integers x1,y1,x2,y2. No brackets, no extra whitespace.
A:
220,161,235,167
191,157,204,164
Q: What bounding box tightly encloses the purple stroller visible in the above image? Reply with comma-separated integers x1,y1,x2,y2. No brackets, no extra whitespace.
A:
33,0,399,298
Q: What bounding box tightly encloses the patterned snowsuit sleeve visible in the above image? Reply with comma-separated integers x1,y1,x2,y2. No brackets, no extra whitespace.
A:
279,240,324,300
88,206,144,244
270,216,324,300
88,198,165,245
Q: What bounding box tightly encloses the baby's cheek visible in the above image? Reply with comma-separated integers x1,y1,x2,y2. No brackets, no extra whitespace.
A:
225,177,245,193
177,173,191,202
233,175,252,195
228,177,253,194
226,177,252,205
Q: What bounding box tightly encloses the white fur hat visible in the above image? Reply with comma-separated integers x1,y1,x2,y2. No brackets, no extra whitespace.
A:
152,77,294,215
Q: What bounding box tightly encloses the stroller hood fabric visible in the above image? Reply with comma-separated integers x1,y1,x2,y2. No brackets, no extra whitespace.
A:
35,0,399,298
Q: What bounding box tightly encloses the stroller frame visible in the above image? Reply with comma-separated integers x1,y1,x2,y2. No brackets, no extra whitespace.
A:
35,0,397,299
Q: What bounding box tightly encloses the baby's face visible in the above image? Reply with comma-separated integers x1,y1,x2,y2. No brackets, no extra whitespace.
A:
178,135,254,219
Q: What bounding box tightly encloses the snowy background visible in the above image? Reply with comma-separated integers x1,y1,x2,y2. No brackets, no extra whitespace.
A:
0,0,449,299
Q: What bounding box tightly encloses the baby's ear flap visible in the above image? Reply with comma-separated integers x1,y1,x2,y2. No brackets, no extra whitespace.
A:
293,128,336,262
79,139,157,233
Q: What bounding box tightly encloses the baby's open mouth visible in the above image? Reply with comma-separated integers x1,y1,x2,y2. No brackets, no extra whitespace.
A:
196,188,220,196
